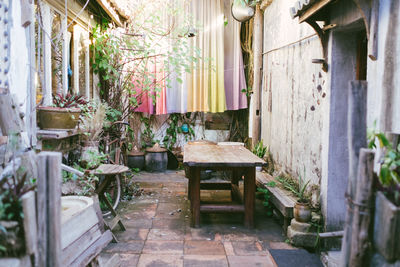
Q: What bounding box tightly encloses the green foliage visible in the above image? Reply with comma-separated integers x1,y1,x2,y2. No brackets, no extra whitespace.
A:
163,113,195,150
257,181,276,216
276,170,310,203
241,87,253,97
367,124,400,205
252,140,268,159
140,116,155,148
80,150,107,170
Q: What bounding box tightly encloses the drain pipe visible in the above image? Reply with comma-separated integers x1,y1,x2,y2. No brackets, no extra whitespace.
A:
318,230,344,238
251,3,263,147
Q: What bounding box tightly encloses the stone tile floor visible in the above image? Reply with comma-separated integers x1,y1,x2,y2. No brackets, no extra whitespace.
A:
100,170,310,267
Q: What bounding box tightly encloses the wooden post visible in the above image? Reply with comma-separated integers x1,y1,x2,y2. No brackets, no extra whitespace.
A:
341,81,368,267
190,167,201,228
37,152,62,267
40,2,52,106
349,149,375,267
0,94,25,135
251,4,263,147
368,0,379,60
21,191,38,257
244,167,256,228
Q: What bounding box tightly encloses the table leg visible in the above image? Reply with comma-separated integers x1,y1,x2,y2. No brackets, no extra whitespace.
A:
99,192,126,231
244,167,255,228
190,167,201,228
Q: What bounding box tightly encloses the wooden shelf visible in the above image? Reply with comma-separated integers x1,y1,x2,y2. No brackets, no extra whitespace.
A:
37,129,79,140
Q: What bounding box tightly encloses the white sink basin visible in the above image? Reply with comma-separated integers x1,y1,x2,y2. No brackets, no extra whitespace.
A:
61,196,93,224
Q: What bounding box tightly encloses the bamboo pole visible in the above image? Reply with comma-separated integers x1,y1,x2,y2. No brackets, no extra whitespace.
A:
340,81,368,267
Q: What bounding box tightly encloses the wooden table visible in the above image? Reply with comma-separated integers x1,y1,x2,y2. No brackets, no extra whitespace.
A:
92,164,129,234
184,144,264,228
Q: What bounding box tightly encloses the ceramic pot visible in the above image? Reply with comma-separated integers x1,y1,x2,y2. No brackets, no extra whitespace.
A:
80,141,100,169
294,201,311,223
127,151,145,170
37,106,81,130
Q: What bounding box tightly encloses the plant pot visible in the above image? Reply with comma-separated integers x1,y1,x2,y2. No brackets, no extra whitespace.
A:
294,201,311,223
80,141,100,169
37,106,81,130
127,151,145,170
145,145,168,172
373,191,400,262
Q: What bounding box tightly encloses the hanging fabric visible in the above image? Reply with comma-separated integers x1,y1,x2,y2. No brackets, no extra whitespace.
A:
186,0,226,113
224,0,248,110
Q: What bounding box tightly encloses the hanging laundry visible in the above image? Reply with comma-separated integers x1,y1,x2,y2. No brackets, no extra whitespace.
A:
224,0,247,110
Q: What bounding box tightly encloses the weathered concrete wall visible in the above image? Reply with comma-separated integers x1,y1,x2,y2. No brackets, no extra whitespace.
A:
367,0,400,134
9,0,30,112
261,0,328,187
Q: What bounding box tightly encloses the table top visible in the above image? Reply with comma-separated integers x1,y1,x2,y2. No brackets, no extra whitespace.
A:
183,144,265,167
91,164,129,175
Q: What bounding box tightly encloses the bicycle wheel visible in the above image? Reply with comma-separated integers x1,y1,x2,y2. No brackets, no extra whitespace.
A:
100,174,121,217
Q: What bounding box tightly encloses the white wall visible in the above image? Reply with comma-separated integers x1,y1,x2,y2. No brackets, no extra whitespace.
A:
261,0,328,187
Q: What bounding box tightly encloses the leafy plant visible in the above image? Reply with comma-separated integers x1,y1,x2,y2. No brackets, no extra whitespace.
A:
163,113,195,150
80,102,109,142
53,93,88,108
140,116,155,148
80,150,107,170
367,125,400,205
252,140,268,159
276,170,310,203
257,181,276,216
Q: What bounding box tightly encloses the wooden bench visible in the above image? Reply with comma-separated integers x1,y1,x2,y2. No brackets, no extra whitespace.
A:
256,172,297,234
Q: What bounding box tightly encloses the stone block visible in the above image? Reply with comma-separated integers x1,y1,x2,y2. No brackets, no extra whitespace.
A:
287,226,318,248
290,218,312,232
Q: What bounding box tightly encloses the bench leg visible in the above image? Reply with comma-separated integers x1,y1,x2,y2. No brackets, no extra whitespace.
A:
231,170,242,203
244,167,255,228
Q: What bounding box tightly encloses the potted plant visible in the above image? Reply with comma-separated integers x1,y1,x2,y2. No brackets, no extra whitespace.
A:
80,102,108,169
252,140,268,171
368,130,400,262
37,93,87,130
277,171,311,222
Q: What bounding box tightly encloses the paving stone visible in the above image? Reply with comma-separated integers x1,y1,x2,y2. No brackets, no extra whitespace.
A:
119,253,140,267
227,255,277,267
223,242,235,256
137,254,183,267
148,229,185,241
115,229,149,241
152,218,186,229
230,241,268,256
104,241,144,254
183,255,228,267
185,228,219,241
268,241,297,250
142,241,184,255
123,218,153,229
184,240,225,255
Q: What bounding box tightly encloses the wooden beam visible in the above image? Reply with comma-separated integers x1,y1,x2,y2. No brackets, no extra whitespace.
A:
200,204,245,213
251,4,263,147
94,0,122,27
299,0,333,23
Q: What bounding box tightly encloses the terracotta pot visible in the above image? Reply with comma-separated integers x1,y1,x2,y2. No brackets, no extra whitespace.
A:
37,106,80,130
294,201,311,223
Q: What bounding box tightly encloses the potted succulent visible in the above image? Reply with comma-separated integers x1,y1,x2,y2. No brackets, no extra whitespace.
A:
37,93,87,130
252,140,268,171
277,171,311,222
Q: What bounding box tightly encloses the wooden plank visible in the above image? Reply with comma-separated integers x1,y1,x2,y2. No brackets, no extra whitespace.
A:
61,203,99,249
98,254,121,267
349,149,375,267
341,81,368,267
184,144,264,167
37,152,62,267
21,191,37,256
92,164,129,175
94,0,122,26
200,204,245,213
373,192,400,262
37,129,79,140
200,183,232,190
0,95,24,135
0,255,32,267
299,0,333,23
61,224,102,266
70,230,113,267
92,195,105,233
